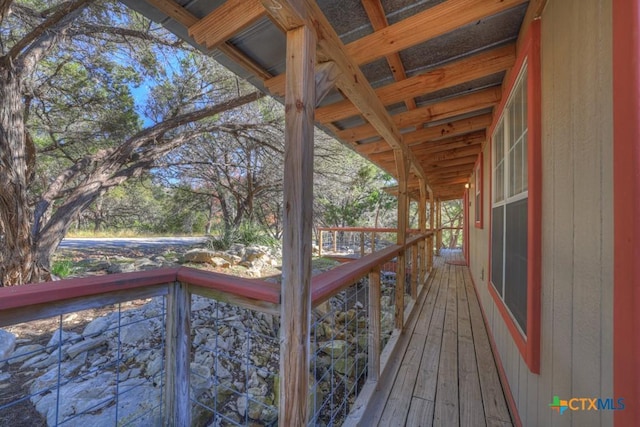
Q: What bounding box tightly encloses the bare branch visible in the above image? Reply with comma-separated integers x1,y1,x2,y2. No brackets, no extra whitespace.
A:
4,0,92,68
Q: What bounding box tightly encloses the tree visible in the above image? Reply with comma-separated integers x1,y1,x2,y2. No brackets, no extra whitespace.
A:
0,1,263,285
157,96,285,238
314,142,396,229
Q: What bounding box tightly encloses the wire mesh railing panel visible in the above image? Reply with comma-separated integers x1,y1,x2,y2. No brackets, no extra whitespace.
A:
0,298,166,427
318,230,397,258
379,259,398,350
189,295,279,426
309,279,369,427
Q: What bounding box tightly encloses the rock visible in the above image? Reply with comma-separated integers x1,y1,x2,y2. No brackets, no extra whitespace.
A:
334,356,355,376
119,322,152,346
8,344,45,365
133,258,160,269
66,336,107,359
21,351,53,369
47,329,80,351
83,315,113,337
107,262,136,274
0,372,10,382
0,329,16,361
190,363,212,398
319,340,348,356
182,249,220,264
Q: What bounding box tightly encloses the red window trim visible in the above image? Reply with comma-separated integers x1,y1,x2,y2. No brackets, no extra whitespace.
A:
613,0,640,425
487,19,541,374
474,152,483,229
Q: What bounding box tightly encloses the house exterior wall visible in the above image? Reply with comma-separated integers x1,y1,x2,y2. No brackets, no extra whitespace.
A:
468,0,614,425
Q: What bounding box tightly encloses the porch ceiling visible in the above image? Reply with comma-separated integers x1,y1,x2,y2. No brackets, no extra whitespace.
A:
121,0,541,201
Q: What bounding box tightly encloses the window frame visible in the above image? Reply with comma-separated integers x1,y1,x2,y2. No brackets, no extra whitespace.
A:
487,20,542,374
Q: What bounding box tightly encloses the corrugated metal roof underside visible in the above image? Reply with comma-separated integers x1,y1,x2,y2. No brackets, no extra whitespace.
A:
119,0,529,200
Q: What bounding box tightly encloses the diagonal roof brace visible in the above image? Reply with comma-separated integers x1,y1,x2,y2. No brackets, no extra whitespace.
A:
260,0,429,188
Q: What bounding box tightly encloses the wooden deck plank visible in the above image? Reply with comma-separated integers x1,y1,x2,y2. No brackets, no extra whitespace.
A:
369,251,513,427
434,263,459,426
406,397,435,427
415,257,446,332
457,265,487,427
377,332,427,426
413,264,449,401
462,267,513,424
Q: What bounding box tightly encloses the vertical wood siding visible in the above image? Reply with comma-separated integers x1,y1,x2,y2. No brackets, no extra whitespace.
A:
468,0,613,425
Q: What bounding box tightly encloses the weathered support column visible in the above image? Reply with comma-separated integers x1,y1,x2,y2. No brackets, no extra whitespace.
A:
428,191,435,270
394,149,409,329
279,25,316,426
436,199,442,255
368,268,381,382
164,282,191,426
418,179,427,283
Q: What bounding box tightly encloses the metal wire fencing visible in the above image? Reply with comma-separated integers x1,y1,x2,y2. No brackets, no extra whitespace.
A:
189,295,279,426
0,298,167,427
309,278,369,427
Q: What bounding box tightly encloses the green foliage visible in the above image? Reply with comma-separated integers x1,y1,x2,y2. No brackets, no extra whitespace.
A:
51,260,75,278
207,221,279,251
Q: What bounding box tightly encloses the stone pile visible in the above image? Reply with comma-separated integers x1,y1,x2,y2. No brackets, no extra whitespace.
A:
182,244,281,277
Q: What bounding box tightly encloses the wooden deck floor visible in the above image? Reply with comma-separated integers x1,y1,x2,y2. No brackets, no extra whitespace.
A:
362,250,514,427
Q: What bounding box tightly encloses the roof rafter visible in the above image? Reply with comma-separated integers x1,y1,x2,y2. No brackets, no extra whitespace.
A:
336,87,500,142
145,0,273,81
188,0,266,49
260,0,429,184
361,0,417,111
349,0,526,65
312,44,515,123
356,113,493,155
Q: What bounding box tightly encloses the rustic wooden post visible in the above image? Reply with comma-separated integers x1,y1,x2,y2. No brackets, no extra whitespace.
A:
411,243,418,298
360,231,365,257
436,199,442,255
164,282,191,426
332,230,337,253
368,268,381,382
318,229,323,257
394,149,409,329
278,24,316,426
371,231,376,253
428,191,435,271
418,179,427,283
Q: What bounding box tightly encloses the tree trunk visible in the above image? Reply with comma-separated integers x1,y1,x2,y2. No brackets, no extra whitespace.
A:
0,68,49,285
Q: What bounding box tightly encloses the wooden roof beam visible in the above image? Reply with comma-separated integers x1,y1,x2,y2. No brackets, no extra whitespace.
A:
410,131,486,155
405,113,493,145
313,44,515,123
361,0,417,111
145,0,273,81
356,113,492,156
264,0,525,95
424,155,478,169
336,87,500,143
188,0,266,49
261,0,428,183
416,144,482,163
349,0,527,66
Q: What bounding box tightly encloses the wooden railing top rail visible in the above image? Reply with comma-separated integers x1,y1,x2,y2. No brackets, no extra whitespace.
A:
177,267,280,304
0,232,432,323
311,233,430,306
317,227,432,233
0,267,181,311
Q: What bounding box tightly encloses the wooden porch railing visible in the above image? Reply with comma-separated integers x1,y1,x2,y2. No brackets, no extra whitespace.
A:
0,230,433,426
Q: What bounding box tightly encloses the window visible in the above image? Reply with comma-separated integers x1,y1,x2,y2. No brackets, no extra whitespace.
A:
487,19,541,374
491,68,528,333
474,153,483,228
